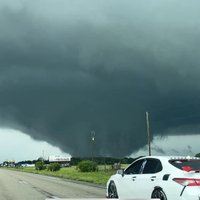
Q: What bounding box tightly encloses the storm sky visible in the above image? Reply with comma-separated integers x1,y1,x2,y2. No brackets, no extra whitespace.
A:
1,0,200,158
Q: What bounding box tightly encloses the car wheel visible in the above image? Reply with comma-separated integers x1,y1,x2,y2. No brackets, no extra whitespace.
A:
108,181,118,198
151,188,167,200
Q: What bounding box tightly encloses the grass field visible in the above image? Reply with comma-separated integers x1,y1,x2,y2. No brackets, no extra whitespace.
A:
12,165,119,185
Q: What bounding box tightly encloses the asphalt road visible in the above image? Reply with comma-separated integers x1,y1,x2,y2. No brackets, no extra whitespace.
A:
0,169,105,200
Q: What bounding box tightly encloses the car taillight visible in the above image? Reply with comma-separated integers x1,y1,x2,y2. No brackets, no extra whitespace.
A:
173,178,200,186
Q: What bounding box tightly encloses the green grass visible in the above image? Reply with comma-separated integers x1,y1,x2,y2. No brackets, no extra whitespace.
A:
11,165,118,185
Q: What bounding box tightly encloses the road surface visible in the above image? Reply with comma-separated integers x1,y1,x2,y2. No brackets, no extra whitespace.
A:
0,168,105,200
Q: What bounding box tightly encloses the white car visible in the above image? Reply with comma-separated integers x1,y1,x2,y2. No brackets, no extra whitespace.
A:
106,156,200,199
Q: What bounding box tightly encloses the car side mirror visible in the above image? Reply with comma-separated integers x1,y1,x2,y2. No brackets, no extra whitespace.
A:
117,169,125,177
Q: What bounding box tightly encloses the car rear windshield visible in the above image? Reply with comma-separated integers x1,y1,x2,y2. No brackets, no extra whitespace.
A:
169,159,200,171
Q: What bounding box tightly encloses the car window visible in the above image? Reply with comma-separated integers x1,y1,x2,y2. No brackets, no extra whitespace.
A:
125,159,145,174
169,159,200,171
143,158,162,174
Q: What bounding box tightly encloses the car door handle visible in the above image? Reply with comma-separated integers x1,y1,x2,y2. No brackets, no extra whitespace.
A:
132,176,137,181
150,176,156,181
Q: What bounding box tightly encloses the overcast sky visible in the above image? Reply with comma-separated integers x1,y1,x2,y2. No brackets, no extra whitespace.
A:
0,128,70,163
0,0,200,160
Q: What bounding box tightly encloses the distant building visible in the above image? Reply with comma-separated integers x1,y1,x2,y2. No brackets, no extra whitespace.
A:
48,155,71,167
3,160,15,167
21,164,35,167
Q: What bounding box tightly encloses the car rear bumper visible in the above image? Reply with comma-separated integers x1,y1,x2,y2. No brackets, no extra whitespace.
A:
180,187,200,200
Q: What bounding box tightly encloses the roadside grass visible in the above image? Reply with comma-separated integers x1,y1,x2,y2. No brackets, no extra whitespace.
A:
11,165,121,185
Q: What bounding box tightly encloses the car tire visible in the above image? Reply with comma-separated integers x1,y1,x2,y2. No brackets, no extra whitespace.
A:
151,188,167,200
108,181,118,198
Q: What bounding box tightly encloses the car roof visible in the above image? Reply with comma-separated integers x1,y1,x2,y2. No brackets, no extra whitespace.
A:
136,155,200,161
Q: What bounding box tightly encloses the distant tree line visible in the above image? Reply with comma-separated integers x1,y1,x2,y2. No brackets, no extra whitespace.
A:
15,157,136,166
11,154,200,168
70,157,136,165
16,158,50,166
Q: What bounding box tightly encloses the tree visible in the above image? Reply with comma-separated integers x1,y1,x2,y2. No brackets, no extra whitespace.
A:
35,161,46,170
77,160,98,172
48,163,61,172
195,153,200,158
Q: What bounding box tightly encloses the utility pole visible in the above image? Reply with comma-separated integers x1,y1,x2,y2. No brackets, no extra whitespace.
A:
146,112,151,156
91,130,95,161
42,149,45,160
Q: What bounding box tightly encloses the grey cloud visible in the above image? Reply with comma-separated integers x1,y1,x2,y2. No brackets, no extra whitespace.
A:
0,0,200,157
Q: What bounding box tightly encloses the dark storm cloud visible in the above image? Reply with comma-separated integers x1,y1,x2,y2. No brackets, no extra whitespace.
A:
0,0,200,157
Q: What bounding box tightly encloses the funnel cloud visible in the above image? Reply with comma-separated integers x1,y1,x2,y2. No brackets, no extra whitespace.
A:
0,0,200,157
